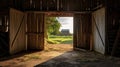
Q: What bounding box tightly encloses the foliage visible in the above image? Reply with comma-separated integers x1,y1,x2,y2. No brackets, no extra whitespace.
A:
47,35,73,44
46,17,61,35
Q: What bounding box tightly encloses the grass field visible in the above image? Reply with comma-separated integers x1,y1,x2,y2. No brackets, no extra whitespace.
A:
47,35,73,44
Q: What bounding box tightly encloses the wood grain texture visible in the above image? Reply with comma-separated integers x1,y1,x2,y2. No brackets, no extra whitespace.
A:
74,13,91,50
26,12,44,50
92,8,105,54
9,8,26,54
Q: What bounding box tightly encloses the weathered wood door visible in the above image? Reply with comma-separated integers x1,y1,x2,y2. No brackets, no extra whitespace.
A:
27,12,44,50
10,8,26,54
92,8,105,54
74,13,92,50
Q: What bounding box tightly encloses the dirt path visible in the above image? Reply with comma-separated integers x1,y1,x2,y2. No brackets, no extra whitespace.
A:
0,44,120,67
0,44,73,67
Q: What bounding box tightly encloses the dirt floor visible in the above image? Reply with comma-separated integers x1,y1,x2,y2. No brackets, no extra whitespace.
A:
0,44,120,67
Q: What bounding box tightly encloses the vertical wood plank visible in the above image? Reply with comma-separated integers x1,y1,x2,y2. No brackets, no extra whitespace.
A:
74,13,91,50
27,12,44,50
10,8,26,54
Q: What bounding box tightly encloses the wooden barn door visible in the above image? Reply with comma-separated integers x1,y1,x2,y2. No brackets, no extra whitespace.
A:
10,8,26,54
74,13,92,50
27,13,44,50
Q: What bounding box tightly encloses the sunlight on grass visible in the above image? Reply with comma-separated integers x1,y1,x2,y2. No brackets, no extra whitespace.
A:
47,35,73,44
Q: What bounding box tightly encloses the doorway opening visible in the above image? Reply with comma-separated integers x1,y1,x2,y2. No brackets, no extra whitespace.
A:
44,13,74,52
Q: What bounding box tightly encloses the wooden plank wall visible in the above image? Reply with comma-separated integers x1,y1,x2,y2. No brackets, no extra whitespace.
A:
92,7,105,54
106,8,120,55
9,8,26,54
0,16,8,32
27,12,44,50
19,0,104,11
105,0,120,56
74,13,91,50
0,16,9,56
0,0,105,12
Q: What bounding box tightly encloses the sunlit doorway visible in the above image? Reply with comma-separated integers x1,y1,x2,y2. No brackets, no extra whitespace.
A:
44,13,74,52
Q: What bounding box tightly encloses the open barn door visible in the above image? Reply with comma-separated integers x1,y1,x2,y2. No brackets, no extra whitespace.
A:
10,8,26,54
27,12,44,50
73,13,92,50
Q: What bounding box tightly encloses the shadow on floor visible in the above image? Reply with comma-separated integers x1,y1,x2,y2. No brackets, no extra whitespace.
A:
35,50,120,67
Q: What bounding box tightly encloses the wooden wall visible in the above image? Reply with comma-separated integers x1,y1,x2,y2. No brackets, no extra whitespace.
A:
9,8,26,54
0,0,105,12
18,0,104,11
106,7,120,55
74,13,92,50
92,7,105,54
26,12,44,50
0,16,9,56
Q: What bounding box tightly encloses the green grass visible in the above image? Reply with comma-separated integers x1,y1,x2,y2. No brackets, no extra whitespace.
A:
47,35,73,44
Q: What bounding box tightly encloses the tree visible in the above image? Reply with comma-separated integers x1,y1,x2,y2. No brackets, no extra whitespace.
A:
46,17,61,35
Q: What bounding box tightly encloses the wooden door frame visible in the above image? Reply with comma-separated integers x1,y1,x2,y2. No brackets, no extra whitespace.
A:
44,12,74,48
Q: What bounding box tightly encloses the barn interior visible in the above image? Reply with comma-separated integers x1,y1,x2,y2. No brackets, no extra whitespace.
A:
0,0,120,59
